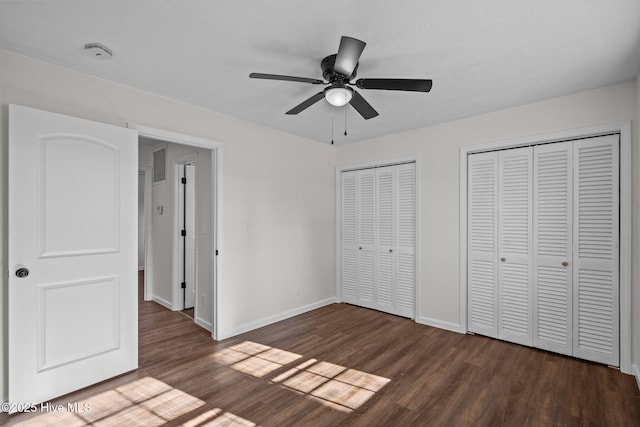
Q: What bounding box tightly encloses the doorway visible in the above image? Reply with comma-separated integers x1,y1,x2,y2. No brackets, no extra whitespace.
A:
134,124,223,340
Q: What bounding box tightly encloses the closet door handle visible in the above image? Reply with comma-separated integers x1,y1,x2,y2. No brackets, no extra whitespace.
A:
562,261,569,267
500,257,506,262
389,249,393,253
359,246,362,250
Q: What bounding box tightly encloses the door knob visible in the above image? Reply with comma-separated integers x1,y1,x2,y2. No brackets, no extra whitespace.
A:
15,267,29,278
500,257,506,262
562,261,569,267
358,246,362,250
389,249,393,253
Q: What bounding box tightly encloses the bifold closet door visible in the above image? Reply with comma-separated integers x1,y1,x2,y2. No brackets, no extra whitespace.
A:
533,135,620,365
533,142,573,355
341,171,358,303
468,148,533,344
340,169,375,306
497,148,533,346
467,152,499,337
375,164,416,317
572,135,619,366
357,169,376,306
469,135,620,366
340,163,416,317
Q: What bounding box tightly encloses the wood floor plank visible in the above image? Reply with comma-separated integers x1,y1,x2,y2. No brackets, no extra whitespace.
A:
3,272,639,426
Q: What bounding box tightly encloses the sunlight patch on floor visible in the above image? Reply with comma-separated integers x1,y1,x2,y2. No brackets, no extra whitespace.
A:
182,408,260,427
211,341,303,378
13,377,205,427
273,359,390,412
212,341,391,413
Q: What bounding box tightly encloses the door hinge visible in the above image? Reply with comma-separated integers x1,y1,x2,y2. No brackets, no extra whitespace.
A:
215,249,219,256
181,230,186,237
181,177,187,184
181,282,186,289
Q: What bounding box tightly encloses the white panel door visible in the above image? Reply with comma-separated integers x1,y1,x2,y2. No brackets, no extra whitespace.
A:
341,171,358,304
394,163,417,317
498,147,533,346
533,142,573,355
572,135,619,365
467,152,499,338
8,105,138,405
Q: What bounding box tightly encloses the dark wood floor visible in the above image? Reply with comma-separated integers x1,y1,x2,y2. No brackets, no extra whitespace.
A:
4,272,640,426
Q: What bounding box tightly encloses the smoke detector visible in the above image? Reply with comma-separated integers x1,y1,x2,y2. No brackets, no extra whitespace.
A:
83,43,113,60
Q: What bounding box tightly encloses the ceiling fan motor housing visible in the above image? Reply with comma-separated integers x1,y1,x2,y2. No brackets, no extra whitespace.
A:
321,54,358,83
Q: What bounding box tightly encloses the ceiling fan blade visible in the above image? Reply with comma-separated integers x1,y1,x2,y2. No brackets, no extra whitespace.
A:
286,92,325,115
250,73,324,85
349,90,378,120
334,36,366,77
356,78,433,92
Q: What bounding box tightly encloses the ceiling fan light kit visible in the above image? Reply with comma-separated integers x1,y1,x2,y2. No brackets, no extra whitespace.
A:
250,36,432,120
324,86,353,107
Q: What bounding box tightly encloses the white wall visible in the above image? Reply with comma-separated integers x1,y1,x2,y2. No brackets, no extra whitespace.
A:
336,81,638,335
0,49,336,400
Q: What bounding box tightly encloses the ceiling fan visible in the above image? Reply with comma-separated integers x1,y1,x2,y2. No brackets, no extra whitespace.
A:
249,36,432,120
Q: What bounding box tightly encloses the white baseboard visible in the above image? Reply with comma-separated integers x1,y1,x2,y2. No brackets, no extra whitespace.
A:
633,364,640,392
218,297,337,340
416,316,464,334
152,295,172,310
195,315,212,332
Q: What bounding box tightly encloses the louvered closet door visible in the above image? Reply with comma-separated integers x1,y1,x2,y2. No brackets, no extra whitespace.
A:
341,171,358,305
533,142,573,355
341,163,416,317
572,135,619,366
375,166,395,313
394,163,417,317
374,164,416,317
468,152,499,338
498,148,533,345
372,163,416,316
469,136,620,365
357,169,376,306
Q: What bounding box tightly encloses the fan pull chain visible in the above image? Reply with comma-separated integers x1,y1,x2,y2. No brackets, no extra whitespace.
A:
344,107,348,136
331,115,334,145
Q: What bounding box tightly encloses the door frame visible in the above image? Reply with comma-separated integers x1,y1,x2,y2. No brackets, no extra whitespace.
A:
139,166,153,301
335,154,421,321
129,124,223,340
172,155,197,313
459,121,632,374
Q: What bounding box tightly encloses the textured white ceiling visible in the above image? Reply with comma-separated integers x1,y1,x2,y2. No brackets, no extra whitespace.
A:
0,0,638,144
